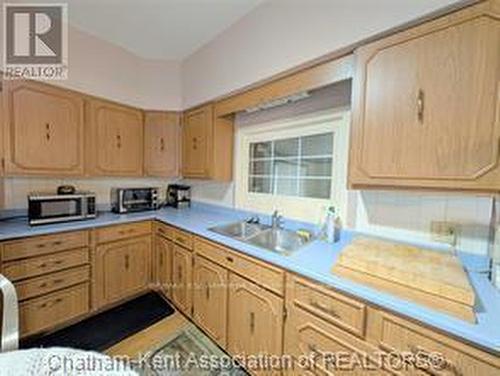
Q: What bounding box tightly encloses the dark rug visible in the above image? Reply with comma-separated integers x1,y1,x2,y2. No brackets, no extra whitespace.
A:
21,292,175,352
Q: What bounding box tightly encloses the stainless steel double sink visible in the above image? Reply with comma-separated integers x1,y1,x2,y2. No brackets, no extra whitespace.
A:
209,221,314,255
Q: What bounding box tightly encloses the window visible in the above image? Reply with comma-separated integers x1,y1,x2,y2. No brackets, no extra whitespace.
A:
248,132,334,199
235,111,350,223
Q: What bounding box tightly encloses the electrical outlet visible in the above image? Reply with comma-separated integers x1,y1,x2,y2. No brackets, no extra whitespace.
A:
430,221,458,246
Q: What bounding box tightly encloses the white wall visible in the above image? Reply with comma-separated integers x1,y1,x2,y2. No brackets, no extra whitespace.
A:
0,15,182,110
181,0,463,108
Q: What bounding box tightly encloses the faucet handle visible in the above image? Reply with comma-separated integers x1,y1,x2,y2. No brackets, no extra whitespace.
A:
245,216,260,224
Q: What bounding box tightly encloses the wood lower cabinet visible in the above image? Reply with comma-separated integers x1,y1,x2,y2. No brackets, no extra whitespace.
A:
20,283,90,337
171,244,193,315
192,255,228,347
3,80,85,176
349,1,500,191
94,235,151,307
155,234,173,297
227,273,283,363
86,98,144,176
144,111,180,177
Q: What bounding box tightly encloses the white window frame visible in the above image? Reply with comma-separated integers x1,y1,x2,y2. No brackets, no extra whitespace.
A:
235,110,350,223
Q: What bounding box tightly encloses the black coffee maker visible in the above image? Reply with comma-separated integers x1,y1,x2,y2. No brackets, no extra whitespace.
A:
166,184,191,208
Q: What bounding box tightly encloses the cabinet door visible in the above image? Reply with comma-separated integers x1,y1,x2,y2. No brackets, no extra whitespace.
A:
4,80,84,175
227,273,283,361
182,104,213,178
144,111,180,177
193,255,228,347
96,235,151,307
155,234,173,297
171,244,193,315
350,5,500,191
87,99,143,176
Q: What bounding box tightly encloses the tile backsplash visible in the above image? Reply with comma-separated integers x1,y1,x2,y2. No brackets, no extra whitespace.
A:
354,191,494,256
1,177,176,209
0,177,495,257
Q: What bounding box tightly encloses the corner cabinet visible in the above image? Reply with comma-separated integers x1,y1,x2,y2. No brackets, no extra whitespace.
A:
182,104,234,181
144,111,180,177
349,1,500,192
3,80,85,176
86,99,144,176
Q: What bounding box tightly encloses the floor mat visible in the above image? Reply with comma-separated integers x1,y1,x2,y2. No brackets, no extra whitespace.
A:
21,292,175,352
137,324,249,375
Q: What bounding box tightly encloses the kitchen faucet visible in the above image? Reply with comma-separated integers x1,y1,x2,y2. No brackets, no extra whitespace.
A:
271,210,284,229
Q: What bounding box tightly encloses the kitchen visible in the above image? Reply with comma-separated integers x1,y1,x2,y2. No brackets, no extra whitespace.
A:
0,0,499,375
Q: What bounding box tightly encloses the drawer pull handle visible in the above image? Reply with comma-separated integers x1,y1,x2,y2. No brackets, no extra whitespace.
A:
417,89,425,123
205,284,210,300
249,311,255,335
124,255,130,270
409,345,459,375
52,241,62,246
226,256,234,263
38,263,47,268
36,244,46,248
53,260,63,265
52,279,64,284
39,282,47,288
310,300,340,319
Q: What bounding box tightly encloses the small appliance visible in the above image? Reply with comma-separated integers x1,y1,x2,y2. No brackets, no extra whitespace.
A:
28,191,96,226
111,187,159,214
166,184,191,208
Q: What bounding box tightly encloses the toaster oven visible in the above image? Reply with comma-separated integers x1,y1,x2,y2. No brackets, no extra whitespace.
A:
111,187,159,214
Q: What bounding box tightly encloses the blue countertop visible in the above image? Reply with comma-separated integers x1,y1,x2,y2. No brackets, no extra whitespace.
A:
0,203,499,354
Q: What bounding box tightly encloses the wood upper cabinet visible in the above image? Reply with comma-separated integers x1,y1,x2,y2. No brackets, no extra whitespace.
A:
95,235,151,307
86,99,144,176
227,273,283,361
182,104,213,178
155,234,173,297
3,80,85,176
171,244,193,316
182,103,234,181
144,111,180,177
349,1,500,191
193,255,228,347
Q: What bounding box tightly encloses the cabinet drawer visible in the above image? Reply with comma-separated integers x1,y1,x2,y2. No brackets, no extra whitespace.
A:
171,227,193,250
15,266,90,301
96,221,151,244
194,238,231,267
228,250,284,296
285,305,387,375
3,231,88,261
289,275,366,338
20,283,89,337
374,311,500,376
155,222,173,240
2,248,89,281
195,237,284,296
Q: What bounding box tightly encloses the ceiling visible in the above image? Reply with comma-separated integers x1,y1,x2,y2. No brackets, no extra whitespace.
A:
11,0,264,61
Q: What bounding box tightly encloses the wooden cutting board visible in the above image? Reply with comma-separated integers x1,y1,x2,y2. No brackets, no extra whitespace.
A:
331,237,476,323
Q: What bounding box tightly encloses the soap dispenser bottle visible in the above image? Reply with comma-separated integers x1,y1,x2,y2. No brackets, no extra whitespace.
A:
322,206,342,243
